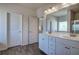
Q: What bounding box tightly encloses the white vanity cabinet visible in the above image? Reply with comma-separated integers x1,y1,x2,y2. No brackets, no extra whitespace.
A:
39,34,49,54
39,33,79,55
56,38,71,55
48,36,56,55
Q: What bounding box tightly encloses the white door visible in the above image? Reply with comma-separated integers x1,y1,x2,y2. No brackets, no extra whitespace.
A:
8,12,22,47
29,16,38,44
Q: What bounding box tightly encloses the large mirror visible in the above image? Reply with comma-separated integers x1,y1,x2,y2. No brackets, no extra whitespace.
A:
46,8,68,33
46,3,79,33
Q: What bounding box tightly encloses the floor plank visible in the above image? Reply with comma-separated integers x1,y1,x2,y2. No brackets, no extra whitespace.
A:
0,43,45,55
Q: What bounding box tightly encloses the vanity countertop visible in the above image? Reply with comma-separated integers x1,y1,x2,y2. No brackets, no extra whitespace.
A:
46,32,79,41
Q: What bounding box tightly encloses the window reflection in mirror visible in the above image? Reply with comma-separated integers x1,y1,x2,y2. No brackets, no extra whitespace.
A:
57,15,67,32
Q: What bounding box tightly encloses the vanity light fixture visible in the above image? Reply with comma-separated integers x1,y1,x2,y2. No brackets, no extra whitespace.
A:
44,3,77,15
48,8,52,12
44,7,57,14
52,7,56,10
51,7,55,10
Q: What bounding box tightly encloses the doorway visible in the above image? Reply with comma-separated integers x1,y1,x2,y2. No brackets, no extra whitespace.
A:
7,12,22,47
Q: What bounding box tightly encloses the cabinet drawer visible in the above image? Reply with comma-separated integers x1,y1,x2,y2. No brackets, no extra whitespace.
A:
49,43,55,48
49,49,55,55
56,38,64,43
49,36,55,40
56,37,70,46
49,46,55,50
49,37,55,45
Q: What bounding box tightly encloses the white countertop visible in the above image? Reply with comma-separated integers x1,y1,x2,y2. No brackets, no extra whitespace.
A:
46,32,79,41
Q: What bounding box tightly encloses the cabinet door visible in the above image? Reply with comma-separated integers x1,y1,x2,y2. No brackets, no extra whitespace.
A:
39,34,44,51
70,40,79,55
56,42,64,55
71,47,79,55
56,38,70,55
43,35,49,54
48,37,55,55
39,34,49,54
8,13,22,47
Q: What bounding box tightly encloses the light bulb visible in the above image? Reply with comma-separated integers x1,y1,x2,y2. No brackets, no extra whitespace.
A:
44,10,48,13
52,7,56,10
48,8,51,12
51,7,57,11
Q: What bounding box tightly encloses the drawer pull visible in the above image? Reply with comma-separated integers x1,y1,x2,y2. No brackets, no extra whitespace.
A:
65,47,70,49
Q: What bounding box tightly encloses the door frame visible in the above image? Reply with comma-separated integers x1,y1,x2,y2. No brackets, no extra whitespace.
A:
28,16,39,45
7,12,23,47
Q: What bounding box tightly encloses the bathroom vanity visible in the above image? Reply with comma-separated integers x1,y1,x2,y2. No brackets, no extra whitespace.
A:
38,4,79,55
39,32,79,55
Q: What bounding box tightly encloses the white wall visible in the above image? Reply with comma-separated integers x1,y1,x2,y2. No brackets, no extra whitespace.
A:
0,4,36,48
0,11,7,50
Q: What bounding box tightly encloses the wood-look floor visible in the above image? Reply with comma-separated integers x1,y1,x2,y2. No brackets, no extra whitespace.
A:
0,43,45,55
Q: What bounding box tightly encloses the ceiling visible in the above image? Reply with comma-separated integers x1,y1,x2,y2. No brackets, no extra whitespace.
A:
17,3,57,10
0,3,59,10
